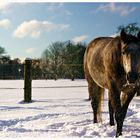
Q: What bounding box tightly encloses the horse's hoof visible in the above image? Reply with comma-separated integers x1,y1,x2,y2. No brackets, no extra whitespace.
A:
87,98,91,101
110,122,115,126
93,120,98,123
84,99,91,101
116,132,122,137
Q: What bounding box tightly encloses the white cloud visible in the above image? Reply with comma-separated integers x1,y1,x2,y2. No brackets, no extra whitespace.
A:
13,20,70,38
25,48,36,54
0,1,10,10
95,3,136,16
72,35,88,43
110,33,119,38
48,3,72,16
48,3,64,11
0,19,11,29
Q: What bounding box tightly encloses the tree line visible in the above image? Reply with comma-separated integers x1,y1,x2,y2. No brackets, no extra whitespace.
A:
0,41,86,80
41,41,86,80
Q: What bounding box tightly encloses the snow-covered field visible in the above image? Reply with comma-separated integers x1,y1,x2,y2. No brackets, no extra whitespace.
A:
0,79,139,138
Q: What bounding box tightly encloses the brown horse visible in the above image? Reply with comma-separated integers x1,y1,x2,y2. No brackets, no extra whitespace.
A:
84,29,140,137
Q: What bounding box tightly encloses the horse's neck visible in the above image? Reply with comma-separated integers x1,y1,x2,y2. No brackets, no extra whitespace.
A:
115,37,125,67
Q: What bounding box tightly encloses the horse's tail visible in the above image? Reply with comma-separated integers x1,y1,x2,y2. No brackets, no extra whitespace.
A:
97,88,105,122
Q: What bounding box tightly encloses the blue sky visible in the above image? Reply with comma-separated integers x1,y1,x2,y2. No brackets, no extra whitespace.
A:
0,2,140,60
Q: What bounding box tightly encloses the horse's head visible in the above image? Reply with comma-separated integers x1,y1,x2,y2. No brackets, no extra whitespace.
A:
121,29,140,85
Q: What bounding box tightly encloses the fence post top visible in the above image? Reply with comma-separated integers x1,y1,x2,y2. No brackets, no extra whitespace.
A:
25,58,32,61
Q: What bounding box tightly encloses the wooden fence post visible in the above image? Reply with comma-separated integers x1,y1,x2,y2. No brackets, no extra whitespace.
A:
24,58,32,102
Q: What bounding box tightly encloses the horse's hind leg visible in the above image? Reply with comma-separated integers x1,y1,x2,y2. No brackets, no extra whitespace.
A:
108,92,115,126
90,82,103,123
85,69,95,100
88,80,94,101
84,65,103,122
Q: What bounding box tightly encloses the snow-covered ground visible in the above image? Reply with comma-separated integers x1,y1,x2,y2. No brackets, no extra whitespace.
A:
0,79,139,138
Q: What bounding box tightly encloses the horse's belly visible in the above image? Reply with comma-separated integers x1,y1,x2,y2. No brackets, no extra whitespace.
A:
88,58,107,88
90,70,106,88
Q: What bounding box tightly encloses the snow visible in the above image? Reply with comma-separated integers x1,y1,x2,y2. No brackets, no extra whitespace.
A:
0,79,139,138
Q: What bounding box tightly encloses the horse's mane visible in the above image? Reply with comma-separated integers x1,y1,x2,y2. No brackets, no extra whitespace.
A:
124,35,139,43
119,29,140,44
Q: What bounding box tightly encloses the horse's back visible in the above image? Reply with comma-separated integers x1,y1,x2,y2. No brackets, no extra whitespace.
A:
86,37,113,54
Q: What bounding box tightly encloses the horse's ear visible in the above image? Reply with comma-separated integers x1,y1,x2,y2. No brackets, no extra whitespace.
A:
120,29,129,43
137,31,140,40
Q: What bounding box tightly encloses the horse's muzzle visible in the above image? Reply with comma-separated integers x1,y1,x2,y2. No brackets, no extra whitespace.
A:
127,72,138,84
122,73,140,93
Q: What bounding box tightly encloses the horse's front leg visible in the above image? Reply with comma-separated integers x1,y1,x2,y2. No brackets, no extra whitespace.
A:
120,91,136,123
115,91,136,137
108,93,115,126
108,81,123,137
